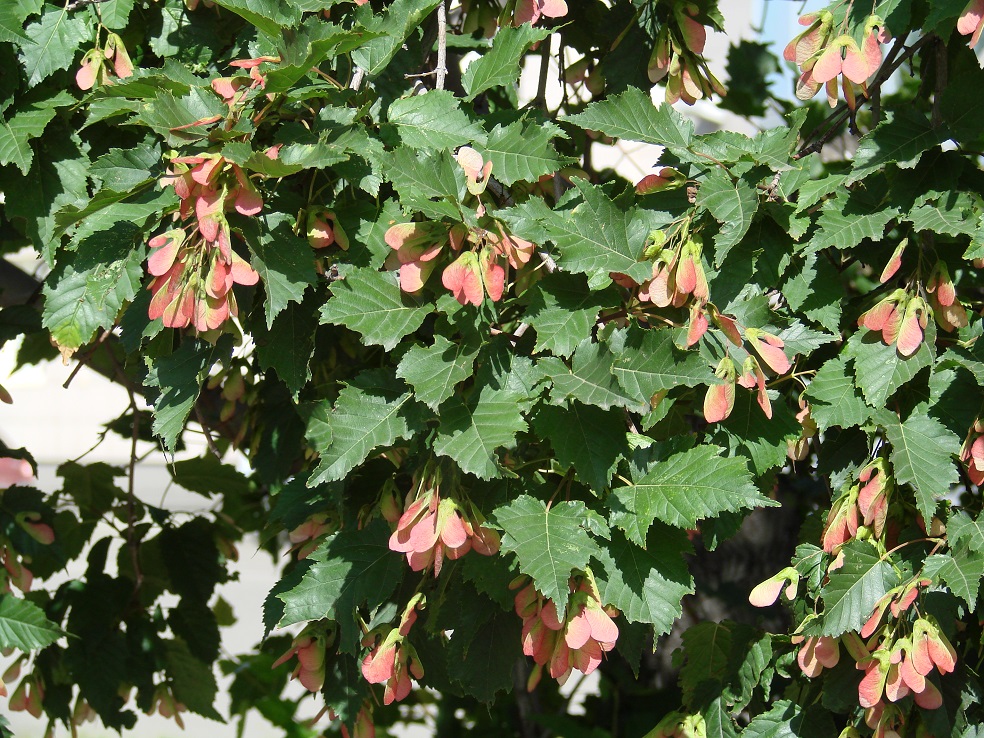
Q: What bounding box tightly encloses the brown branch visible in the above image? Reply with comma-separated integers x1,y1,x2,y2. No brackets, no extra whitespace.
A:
932,36,948,128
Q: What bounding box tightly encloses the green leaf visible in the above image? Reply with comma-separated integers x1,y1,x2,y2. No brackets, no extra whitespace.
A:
882,410,961,525
561,87,694,150
0,99,61,175
494,496,603,617
388,90,487,150
89,142,162,192
812,190,897,250
396,334,481,411
245,218,318,328
848,110,943,184
819,541,899,636
949,511,984,553
321,268,431,351
540,337,646,412
278,522,403,653
253,308,315,403
803,356,871,431
144,339,224,453
211,0,302,35
923,550,984,608
308,370,425,485
941,70,984,142
0,595,63,651
19,6,88,87
610,445,773,544
698,168,759,266
135,88,227,147
447,598,522,703
592,527,693,633
907,194,979,237
612,328,714,404
351,0,442,78
781,251,843,332
0,0,43,45
462,24,551,99
95,0,134,29
433,383,528,480
711,390,801,476
478,119,573,186
742,701,834,738
385,146,463,220
41,222,145,354
533,402,629,493
171,455,250,499
525,273,614,358
541,179,653,284
164,639,222,721
846,326,933,408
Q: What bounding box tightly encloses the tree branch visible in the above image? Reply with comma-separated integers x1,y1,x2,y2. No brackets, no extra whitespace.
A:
65,0,109,11
435,0,448,91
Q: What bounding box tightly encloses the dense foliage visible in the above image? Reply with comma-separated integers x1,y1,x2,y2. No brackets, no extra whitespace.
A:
1,0,984,736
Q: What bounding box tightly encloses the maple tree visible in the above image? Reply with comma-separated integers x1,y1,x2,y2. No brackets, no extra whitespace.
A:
1,0,984,736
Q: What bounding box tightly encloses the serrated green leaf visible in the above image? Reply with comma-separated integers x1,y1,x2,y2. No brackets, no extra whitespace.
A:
698,168,759,266
533,402,629,492
0,595,63,651
388,90,486,150
846,325,933,408
396,334,480,411
742,700,834,738
494,496,603,617
612,328,714,404
542,179,653,284
351,0,442,77
462,23,551,99
41,222,144,353
923,550,984,609
164,639,222,721
478,119,573,186
308,371,425,485
321,268,431,351
89,142,162,192
447,597,522,703
907,195,979,237
592,527,692,633
144,338,225,453
171,455,250,499
136,88,227,147
562,87,693,150
0,0,43,45
19,6,88,87
211,0,302,35
812,190,897,250
433,383,527,480
819,541,899,636
883,411,961,525
711,390,801,476
95,0,134,29
252,296,316,399
949,511,984,553
781,251,843,332
278,522,403,652
610,445,773,544
540,338,646,412
848,110,942,184
246,218,317,328
941,70,984,141
804,356,871,431
525,273,613,358
0,100,60,175
385,146,463,220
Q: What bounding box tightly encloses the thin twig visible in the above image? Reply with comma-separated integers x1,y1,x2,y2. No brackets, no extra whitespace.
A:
126,390,144,593
534,37,551,111
194,405,222,459
931,36,947,128
435,0,448,91
65,0,109,10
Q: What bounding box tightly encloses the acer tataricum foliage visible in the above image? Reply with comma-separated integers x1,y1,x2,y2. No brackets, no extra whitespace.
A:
1,0,984,737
